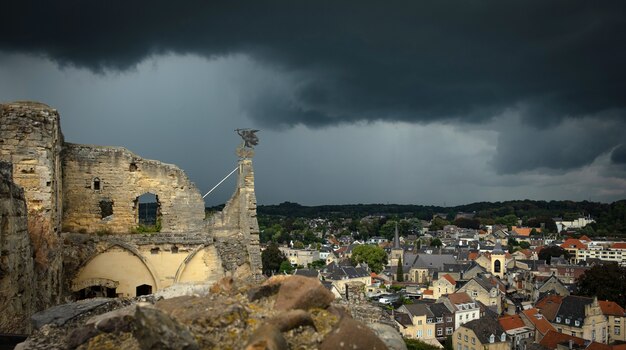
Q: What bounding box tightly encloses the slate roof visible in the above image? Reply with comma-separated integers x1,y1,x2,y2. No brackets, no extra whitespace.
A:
413,254,458,270
394,311,413,327
461,316,506,344
472,274,505,293
402,304,435,319
553,295,594,327
429,302,453,317
323,261,370,280
442,263,468,273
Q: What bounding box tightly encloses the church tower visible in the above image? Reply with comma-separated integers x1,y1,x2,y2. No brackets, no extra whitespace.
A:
491,242,506,279
390,222,404,267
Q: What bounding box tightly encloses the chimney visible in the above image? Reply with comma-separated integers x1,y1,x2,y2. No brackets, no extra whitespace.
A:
568,339,573,350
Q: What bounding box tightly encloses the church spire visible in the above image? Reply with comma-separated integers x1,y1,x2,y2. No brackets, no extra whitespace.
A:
394,221,401,249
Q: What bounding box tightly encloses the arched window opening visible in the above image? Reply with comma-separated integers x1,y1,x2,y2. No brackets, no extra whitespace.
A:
75,285,117,300
134,193,161,231
93,177,101,191
136,284,152,296
494,260,501,273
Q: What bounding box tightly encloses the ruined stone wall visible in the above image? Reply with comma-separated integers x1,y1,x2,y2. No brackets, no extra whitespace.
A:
0,102,63,311
209,157,262,279
0,161,35,334
62,143,205,234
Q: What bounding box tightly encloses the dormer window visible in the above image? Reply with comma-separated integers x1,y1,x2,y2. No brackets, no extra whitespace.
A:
501,333,506,342
489,334,495,343
565,319,570,325
575,320,580,326
556,316,562,323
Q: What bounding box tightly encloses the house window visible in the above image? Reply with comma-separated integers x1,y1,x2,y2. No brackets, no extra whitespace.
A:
565,319,570,325
616,319,621,324
575,320,580,326
464,335,468,341
418,320,422,325
437,329,443,336
447,317,453,322
458,334,461,340
457,345,462,350
417,330,423,338
556,317,561,323
427,318,433,324
472,291,478,297
471,337,475,345
428,329,432,336
615,326,621,335
447,328,453,335
437,317,443,323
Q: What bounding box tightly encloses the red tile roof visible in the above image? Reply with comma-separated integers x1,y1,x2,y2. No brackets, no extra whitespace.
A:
578,235,592,242
447,292,473,304
423,289,434,295
498,315,526,331
521,308,556,335
539,330,585,350
560,238,587,250
441,274,456,285
599,300,626,316
535,295,564,321
468,251,479,260
611,242,626,249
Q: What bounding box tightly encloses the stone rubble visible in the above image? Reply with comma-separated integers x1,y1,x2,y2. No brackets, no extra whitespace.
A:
15,275,406,350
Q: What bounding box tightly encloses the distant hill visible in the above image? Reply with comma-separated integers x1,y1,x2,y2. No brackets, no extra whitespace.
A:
258,200,626,235
206,199,626,236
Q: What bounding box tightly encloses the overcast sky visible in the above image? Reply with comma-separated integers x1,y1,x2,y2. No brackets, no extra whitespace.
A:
1,1,625,206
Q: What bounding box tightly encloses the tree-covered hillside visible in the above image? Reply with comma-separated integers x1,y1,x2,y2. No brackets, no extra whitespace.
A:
248,199,626,236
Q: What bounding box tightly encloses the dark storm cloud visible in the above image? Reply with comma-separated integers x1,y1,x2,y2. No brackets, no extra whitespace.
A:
612,144,626,165
2,1,626,174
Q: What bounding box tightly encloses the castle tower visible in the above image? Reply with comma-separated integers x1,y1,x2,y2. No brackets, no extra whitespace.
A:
491,242,506,279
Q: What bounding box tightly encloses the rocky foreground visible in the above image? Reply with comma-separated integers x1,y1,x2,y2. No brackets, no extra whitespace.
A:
17,276,406,350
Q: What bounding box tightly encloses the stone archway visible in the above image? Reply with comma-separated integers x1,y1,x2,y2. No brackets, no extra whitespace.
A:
73,244,159,297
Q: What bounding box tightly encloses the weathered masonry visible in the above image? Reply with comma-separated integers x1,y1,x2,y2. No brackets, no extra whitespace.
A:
0,101,262,332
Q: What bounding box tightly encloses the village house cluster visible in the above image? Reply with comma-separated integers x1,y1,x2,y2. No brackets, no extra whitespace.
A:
268,213,626,350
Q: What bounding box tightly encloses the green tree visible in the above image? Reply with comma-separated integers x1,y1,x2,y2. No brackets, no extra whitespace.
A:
351,244,388,273
519,241,530,249
430,238,443,248
577,262,626,307
405,338,443,350
396,256,404,282
279,260,294,274
538,246,570,265
261,242,287,275
310,259,326,269
429,217,450,231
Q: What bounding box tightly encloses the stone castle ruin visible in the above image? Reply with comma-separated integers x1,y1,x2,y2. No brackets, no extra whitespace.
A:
0,101,262,333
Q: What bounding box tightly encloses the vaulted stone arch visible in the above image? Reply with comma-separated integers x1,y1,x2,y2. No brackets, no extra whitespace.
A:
174,245,224,284
72,242,161,297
